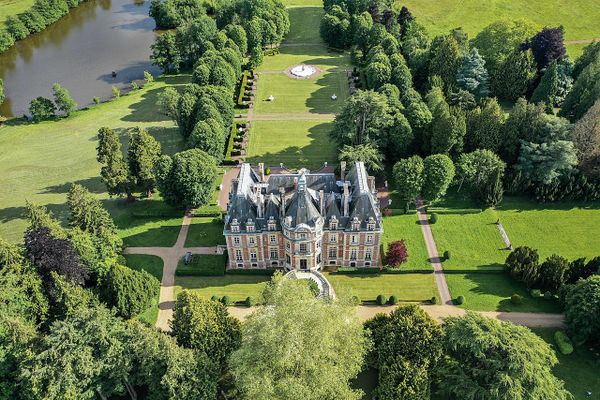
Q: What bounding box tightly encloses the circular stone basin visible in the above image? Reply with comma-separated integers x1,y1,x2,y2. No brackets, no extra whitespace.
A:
290,64,317,78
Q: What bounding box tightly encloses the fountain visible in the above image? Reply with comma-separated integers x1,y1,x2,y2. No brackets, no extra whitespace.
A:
289,64,318,78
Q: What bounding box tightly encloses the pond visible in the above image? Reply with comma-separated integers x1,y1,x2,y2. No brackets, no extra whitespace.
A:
0,0,160,117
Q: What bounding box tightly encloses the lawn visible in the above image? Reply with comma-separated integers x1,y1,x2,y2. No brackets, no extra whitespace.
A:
184,217,226,247
399,0,600,57
246,120,338,170
382,213,431,271
0,0,35,27
445,272,561,313
325,272,438,302
174,275,270,303
124,254,164,325
176,254,227,276
532,328,600,400
0,75,190,243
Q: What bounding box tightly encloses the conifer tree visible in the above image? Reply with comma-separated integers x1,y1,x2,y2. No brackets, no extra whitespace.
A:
491,49,537,101
127,127,162,197
531,62,559,107
96,127,131,197
456,48,490,99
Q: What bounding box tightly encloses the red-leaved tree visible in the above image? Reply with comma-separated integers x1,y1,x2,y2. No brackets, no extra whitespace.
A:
386,240,408,267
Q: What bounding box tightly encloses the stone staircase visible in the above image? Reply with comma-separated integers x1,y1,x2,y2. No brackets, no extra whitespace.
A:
285,270,336,300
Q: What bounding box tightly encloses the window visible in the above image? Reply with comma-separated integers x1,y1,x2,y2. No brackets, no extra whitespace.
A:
270,235,276,244
317,254,321,264
350,261,356,267
233,236,240,246
286,254,291,264
299,233,307,239
248,236,256,246
237,263,244,268
329,217,338,230
351,217,360,231
299,243,307,253
328,247,337,258
365,261,371,266
271,261,278,266
250,251,257,261
270,249,278,259
351,235,358,245
367,217,376,231
247,219,255,232
286,242,291,250
231,219,240,233
365,248,372,261
329,234,337,243
350,248,358,260
366,235,373,244
300,259,308,270
268,217,276,231
251,263,258,268
235,249,243,262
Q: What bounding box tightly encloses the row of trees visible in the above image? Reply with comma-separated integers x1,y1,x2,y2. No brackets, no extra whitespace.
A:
0,0,90,53
28,83,77,121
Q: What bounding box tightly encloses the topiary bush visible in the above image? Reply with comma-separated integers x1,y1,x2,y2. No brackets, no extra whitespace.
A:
429,212,438,224
511,294,522,305
351,295,361,306
376,294,387,305
543,291,553,300
245,296,255,307
443,250,451,260
553,330,574,355
430,296,437,304
221,295,232,306
530,289,542,298
265,167,271,175
389,295,398,305
455,295,465,305
211,295,220,302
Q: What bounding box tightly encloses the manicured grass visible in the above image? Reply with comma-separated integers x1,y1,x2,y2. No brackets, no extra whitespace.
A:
532,328,600,400
174,275,270,302
124,254,164,326
282,0,322,7
184,217,226,247
496,197,600,261
382,214,431,271
118,214,183,248
246,120,338,170
255,71,349,114
0,75,189,243
445,272,561,313
325,272,438,302
176,254,227,276
124,254,164,281
400,0,600,58
0,0,35,27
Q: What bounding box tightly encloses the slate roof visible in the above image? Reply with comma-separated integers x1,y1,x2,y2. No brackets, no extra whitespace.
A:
224,162,382,232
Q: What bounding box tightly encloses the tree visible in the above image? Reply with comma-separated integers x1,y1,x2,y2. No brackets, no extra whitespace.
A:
339,143,384,174
465,98,505,152
320,12,350,49
187,118,225,161
559,54,600,121
29,97,56,121
365,61,392,90
491,49,537,101
0,30,15,53
393,155,424,208
483,169,504,208
51,83,77,116
24,227,89,287
171,290,240,370
425,86,464,154
0,78,4,106
428,34,462,91
505,246,539,282
501,99,547,163
332,90,392,146
154,149,218,208
0,237,23,270
570,99,600,176
225,24,248,55
421,154,455,203
538,254,569,292
230,275,366,400
100,264,159,319
67,184,119,243
386,240,408,267
562,276,600,344
127,127,162,197
472,20,539,77
157,87,180,119
456,150,506,205
5,16,30,40
525,26,567,70
572,41,600,80
24,202,64,237
566,257,598,284
0,314,37,399
150,31,182,73
456,48,490,99
0,262,49,325
401,88,432,145
439,313,571,400
46,272,99,323
365,305,443,400
517,139,578,184
531,61,559,107
96,127,131,197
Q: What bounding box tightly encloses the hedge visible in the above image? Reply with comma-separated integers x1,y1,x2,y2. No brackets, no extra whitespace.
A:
175,254,227,276
426,208,483,215
226,268,276,276
335,267,380,274
454,295,465,305
553,330,574,355
223,122,243,164
236,71,250,107
192,209,225,218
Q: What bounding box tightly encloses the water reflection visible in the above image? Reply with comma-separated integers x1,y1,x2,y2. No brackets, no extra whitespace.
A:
0,0,159,117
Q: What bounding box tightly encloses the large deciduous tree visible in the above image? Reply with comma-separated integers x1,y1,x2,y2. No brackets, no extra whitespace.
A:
429,34,462,92
562,276,600,345
524,26,567,70
339,143,384,174
393,155,424,209
187,118,225,161
230,274,367,400
29,97,56,121
570,99,600,176
421,154,455,203
51,83,77,116
439,313,571,400
456,149,506,206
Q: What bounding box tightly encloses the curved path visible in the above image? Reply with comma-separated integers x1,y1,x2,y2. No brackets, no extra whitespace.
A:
123,210,219,331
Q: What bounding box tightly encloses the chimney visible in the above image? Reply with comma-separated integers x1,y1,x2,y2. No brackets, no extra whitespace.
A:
231,178,239,194
257,192,264,218
293,177,298,190
343,181,350,217
340,161,346,181
368,176,376,193
258,162,265,182
279,187,285,218
319,190,325,216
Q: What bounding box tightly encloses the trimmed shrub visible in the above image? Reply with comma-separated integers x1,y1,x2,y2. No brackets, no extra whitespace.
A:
386,240,409,267
429,212,438,224
544,291,553,299
265,167,271,175
211,295,220,302
227,268,275,276
245,296,255,307
531,289,542,298
430,296,437,304
334,267,380,275
553,330,574,355
376,294,387,305
443,250,451,260
351,295,361,305
389,295,398,305
511,294,522,305
455,295,465,305
221,295,232,306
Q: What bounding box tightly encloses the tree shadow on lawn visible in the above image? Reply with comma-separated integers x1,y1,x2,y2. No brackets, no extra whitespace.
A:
38,176,104,195
497,195,600,212
107,126,184,157
305,72,348,114
121,86,172,123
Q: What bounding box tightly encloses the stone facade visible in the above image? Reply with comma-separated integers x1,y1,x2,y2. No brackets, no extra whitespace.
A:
223,162,383,271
